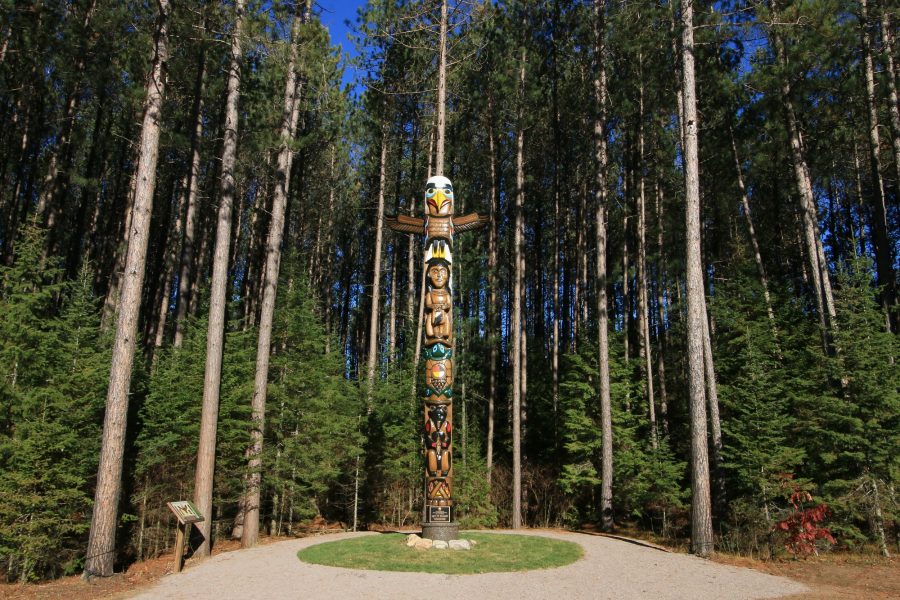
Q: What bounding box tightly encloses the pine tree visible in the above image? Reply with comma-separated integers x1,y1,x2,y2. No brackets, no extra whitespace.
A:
0,227,108,581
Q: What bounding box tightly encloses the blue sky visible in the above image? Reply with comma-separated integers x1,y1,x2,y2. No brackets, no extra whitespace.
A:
317,1,365,90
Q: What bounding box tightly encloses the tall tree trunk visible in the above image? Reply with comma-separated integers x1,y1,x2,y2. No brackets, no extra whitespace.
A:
730,127,776,328
636,71,657,449
486,100,499,489
511,45,526,530
681,0,714,557
703,308,726,516
881,3,900,200
173,43,207,348
193,0,245,559
84,0,170,578
434,0,448,175
242,4,307,548
151,189,183,355
769,0,836,350
860,0,896,331
366,125,388,405
388,242,397,361
655,179,670,436
594,0,613,533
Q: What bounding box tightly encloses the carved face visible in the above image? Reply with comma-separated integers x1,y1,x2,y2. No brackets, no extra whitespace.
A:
425,175,454,216
428,264,448,289
429,404,447,426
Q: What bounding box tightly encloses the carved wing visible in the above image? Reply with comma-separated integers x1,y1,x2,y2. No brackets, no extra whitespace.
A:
385,214,425,234
452,212,490,233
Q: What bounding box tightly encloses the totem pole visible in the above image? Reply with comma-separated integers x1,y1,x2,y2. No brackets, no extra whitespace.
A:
386,175,487,542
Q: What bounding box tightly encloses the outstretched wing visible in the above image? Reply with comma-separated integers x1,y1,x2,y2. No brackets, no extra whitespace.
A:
452,212,490,233
385,214,425,234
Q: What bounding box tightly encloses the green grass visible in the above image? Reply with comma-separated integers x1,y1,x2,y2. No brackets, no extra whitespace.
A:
297,532,583,574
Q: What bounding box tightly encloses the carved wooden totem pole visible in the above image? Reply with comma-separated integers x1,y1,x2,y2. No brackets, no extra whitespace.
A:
387,175,487,541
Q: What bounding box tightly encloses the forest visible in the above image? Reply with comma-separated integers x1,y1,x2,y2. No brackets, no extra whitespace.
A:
0,0,897,584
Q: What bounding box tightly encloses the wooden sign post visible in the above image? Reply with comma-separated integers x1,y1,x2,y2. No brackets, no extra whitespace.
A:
166,500,204,572
387,176,487,542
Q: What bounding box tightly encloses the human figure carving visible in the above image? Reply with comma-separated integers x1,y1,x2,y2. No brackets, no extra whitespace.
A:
425,404,451,477
425,263,452,344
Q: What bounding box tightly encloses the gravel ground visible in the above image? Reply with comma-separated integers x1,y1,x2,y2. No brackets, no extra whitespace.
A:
128,530,808,600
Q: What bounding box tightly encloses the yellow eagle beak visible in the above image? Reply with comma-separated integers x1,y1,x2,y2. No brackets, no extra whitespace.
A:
434,190,450,212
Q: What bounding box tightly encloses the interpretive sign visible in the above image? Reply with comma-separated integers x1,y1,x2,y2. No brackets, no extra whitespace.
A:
166,500,205,572
167,500,204,525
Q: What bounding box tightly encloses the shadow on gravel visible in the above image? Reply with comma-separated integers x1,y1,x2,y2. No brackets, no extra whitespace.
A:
575,530,671,553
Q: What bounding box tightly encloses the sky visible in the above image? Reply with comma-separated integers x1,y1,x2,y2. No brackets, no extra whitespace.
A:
316,1,365,90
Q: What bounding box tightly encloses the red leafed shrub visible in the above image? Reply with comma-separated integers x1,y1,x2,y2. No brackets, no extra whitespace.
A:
775,487,836,556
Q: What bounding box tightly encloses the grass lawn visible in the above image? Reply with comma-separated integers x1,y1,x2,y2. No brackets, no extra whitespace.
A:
297,532,583,574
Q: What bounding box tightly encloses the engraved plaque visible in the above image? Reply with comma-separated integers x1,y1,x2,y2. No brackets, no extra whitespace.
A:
428,505,451,523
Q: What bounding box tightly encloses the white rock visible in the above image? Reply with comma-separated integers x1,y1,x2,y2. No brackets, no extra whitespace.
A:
414,538,433,550
405,534,421,547
448,539,471,550
432,540,449,550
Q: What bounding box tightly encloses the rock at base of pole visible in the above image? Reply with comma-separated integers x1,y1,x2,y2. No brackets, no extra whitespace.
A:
421,521,459,542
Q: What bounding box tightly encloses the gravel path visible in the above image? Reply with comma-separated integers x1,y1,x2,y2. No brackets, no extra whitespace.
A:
129,530,808,600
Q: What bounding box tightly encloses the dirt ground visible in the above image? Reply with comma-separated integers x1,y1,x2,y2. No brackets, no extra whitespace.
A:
0,532,895,600
712,553,899,600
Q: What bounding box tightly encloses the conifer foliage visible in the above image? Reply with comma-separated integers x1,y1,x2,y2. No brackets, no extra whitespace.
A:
0,0,898,580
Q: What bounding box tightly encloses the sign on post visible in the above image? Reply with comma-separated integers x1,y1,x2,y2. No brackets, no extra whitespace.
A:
166,501,204,572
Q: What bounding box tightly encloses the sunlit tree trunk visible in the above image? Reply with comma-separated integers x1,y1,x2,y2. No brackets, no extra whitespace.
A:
636,68,657,449
194,0,245,558
365,125,388,404
242,4,307,548
860,0,896,331
681,0,713,557
511,44,526,530
434,0,447,175
486,98,499,488
594,0,613,533
769,0,836,350
84,0,170,577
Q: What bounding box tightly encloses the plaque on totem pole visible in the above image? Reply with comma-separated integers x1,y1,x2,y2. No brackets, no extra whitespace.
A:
428,505,451,523
386,175,488,542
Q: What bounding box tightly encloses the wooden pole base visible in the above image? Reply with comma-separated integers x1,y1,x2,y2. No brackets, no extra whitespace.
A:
173,522,192,573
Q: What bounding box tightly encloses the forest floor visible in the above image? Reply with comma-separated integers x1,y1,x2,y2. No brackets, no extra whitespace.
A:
0,530,894,600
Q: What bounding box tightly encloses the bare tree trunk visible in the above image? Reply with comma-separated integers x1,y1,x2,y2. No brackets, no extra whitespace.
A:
101,164,137,329
193,0,245,559
882,4,900,199
702,309,725,516
151,191,183,355
243,4,307,548
636,72,657,449
655,181,670,436
434,0,448,175
622,210,630,367
769,0,836,350
84,0,170,578
388,242,397,361
681,0,713,557
173,43,207,347
366,126,388,405
511,45,526,530
860,0,896,331
594,0,613,533
730,127,776,327
486,100,499,488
